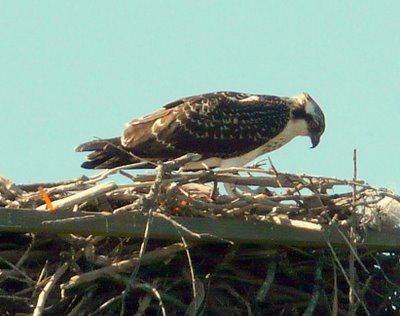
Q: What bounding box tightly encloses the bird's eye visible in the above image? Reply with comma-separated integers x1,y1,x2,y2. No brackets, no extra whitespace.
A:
309,120,318,129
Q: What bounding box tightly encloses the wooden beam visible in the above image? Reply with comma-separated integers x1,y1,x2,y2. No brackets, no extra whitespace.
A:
0,207,398,250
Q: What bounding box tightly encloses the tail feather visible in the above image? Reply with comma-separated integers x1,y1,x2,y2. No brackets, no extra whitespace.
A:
76,138,153,169
75,138,119,152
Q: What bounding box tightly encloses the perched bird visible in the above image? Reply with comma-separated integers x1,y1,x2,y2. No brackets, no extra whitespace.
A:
76,91,325,170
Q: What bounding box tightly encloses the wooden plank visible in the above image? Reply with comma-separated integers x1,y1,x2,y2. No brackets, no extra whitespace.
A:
0,207,399,249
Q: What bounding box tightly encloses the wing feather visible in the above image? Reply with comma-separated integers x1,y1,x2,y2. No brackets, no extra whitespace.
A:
121,92,291,160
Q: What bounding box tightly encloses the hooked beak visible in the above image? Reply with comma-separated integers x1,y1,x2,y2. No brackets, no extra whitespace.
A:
310,134,321,148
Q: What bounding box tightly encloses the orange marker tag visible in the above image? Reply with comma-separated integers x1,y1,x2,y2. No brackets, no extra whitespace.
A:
38,186,55,212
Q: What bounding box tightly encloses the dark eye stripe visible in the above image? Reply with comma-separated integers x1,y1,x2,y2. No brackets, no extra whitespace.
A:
292,109,306,119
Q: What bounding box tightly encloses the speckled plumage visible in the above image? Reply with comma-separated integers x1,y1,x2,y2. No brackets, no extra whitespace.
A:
76,91,325,169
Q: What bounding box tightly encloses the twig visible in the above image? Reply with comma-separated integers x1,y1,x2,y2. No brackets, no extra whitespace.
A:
256,254,277,302
155,212,233,243
62,243,186,290
326,240,370,315
94,293,124,315
65,292,93,316
267,156,283,187
0,256,35,285
348,149,357,310
350,274,373,315
120,161,166,315
162,212,204,315
37,181,118,211
32,260,49,300
332,223,369,273
15,234,36,268
185,279,205,316
0,295,30,302
134,293,153,316
131,282,167,316
218,283,253,316
86,162,150,184
303,255,323,315
33,262,69,316
17,175,88,192
121,156,201,315
332,259,338,316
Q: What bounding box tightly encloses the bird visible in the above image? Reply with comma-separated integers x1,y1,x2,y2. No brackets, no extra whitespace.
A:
76,91,325,170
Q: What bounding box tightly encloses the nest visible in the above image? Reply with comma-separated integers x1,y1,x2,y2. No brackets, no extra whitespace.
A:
1,154,400,315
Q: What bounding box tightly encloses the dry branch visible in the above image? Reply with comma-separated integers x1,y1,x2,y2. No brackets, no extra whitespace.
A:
33,262,69,316
1,154,400,315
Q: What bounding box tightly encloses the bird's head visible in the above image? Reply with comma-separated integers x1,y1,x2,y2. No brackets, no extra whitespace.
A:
291,93,325,148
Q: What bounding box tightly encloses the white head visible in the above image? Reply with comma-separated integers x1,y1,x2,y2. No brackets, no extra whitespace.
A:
291,93,325,148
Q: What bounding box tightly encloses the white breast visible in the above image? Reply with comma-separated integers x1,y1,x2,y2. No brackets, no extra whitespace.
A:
261,119,309,153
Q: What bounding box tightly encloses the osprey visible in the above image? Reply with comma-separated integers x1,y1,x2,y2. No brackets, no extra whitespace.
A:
76,91,325,170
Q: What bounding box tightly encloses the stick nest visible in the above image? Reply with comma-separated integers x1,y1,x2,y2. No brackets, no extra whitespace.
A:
1,155,400,315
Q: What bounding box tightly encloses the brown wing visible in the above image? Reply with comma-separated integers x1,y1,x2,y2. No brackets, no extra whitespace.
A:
121,91,290,159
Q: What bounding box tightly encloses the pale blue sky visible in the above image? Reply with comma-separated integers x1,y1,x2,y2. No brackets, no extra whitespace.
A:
0,1,399,191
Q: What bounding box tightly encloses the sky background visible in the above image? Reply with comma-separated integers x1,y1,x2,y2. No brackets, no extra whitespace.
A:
0,1,399,192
